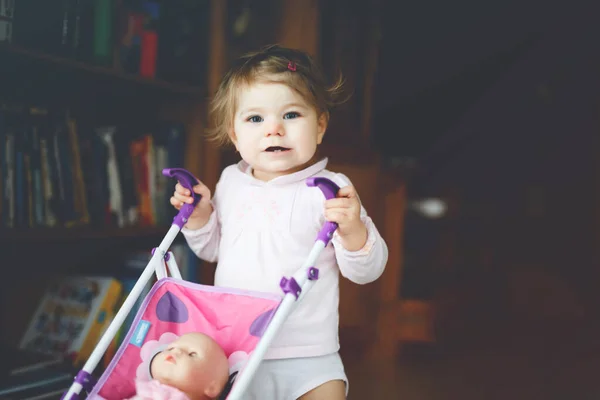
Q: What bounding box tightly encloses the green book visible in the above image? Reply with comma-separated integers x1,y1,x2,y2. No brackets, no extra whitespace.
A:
93,0,113,65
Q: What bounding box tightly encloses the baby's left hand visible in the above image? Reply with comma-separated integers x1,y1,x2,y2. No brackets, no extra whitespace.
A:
324,185,368,251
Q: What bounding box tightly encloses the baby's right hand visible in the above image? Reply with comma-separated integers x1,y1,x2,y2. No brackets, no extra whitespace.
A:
170,181,213,230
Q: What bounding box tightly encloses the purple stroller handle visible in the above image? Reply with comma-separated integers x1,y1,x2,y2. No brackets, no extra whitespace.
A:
163,168,202,229
306,177,340,244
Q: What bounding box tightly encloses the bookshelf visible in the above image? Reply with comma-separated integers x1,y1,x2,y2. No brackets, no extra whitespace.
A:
0,0,215,243
0,225,171,242
0,0,224,359
0,43,205,97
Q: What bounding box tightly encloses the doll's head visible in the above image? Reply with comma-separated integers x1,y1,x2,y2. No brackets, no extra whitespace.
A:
208,44,346,181
149,332,229,400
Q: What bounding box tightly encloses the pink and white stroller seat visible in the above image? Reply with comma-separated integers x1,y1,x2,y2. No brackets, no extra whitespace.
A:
62,168,341,400
88,279,280,399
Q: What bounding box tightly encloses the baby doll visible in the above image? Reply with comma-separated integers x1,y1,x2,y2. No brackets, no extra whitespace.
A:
127,332,230,400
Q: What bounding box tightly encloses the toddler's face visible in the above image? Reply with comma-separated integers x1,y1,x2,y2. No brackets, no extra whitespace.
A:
232,80,327,181
150,334,213,394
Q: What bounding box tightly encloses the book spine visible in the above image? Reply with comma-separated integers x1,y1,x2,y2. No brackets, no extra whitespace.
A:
93,0,113,65
0,0,14,43
15,134,24,227
4,132,15,228
66,117,90,226
139,30,157,78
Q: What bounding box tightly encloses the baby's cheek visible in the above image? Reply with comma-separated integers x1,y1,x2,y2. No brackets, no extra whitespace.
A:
150,356,172,382
176,361,195,381
174,364,204,394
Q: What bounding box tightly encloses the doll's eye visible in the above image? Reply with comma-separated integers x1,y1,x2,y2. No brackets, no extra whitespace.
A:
189,352,197,357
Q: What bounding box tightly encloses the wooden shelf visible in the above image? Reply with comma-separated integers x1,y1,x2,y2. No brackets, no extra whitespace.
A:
0,43,204,97
0,225,174,242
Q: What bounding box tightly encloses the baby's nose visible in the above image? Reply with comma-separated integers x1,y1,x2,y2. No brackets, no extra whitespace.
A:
265,121,284,136
171,348,184,356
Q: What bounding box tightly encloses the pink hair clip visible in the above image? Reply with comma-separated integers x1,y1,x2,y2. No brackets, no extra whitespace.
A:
287,61,297,72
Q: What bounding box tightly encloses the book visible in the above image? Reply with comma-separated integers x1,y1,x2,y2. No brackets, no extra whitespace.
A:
19,276,123,366
0,0,14,43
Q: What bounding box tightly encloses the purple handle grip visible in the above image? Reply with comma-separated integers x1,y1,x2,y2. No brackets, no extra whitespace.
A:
163,168,202,229
306,177,340,244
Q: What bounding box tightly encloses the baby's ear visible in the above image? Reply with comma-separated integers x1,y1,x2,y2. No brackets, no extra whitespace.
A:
316,112,328,144
228,128,238,146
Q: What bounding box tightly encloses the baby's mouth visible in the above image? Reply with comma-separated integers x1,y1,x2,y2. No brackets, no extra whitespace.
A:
165,355,176,364
264,146,291,153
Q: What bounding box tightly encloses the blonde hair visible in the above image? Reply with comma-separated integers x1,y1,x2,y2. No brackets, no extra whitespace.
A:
207,44,346,146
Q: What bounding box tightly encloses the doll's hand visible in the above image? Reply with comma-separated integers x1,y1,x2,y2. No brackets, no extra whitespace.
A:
324,185,368,251
170,181,213,230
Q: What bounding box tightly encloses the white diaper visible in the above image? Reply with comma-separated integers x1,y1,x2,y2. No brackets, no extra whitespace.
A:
227,352,348,400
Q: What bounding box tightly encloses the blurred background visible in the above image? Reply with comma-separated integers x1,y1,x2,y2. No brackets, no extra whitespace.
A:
1,0,599,398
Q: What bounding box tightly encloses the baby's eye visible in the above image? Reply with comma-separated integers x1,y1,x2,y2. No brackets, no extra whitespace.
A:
283,111,300,119
247,115,263,123
189,352,197,357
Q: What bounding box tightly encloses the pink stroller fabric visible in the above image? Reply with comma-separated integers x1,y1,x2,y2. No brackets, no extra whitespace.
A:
88,278,281,400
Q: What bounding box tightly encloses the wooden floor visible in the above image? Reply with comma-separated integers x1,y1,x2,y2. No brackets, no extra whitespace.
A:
342,319,600,400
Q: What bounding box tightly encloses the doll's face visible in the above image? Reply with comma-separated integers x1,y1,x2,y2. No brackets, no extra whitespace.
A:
150,333,229,399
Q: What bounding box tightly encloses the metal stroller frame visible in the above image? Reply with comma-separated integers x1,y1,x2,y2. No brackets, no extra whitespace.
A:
62,167,340,400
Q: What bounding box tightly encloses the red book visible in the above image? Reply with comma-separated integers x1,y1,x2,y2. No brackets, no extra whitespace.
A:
140,30,158,78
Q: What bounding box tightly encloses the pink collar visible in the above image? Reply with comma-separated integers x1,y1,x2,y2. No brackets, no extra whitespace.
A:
235,158,329,186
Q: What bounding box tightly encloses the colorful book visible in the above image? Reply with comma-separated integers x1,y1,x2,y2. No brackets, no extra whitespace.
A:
19,276,123,367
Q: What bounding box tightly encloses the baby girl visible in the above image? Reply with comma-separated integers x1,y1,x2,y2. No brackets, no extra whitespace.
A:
127,332,230,400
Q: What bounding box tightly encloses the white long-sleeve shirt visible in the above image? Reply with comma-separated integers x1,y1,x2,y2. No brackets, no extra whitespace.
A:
181,158,388,359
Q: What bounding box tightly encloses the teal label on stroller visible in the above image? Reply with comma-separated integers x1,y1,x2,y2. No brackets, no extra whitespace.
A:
130,320,151,347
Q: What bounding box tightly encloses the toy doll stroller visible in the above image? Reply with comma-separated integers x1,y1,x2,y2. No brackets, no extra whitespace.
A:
61,168,340,400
